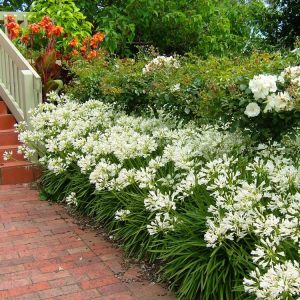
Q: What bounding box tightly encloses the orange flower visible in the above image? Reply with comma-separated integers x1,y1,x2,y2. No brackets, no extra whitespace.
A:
10,28,20,39
90,41,98,49
20,34,29,44
5,22,20,40
29,23,40,34
49,25,64,37
86,50,98,60
69,38,79,48
93,32,105,42
5,15,16,23
90,32,105,49
45,25,54,37
39,16,53,33
39,16,52,27
71,49,79,56
6,22,18,30
80,45,87,53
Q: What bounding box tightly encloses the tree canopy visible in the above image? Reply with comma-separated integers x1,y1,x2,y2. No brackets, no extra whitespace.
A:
1,0,299,55
263,0,300,48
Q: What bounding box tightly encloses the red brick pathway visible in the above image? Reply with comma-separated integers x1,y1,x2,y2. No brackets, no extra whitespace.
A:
0,185,175,300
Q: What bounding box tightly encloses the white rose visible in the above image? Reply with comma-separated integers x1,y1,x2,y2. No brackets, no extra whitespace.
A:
249,75,277,100
244,102,261,117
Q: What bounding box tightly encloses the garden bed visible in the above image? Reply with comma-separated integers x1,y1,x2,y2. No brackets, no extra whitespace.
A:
17,83,300,299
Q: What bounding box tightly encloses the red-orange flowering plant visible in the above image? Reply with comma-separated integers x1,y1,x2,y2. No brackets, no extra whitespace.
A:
6,14,105,100
5,15,20,40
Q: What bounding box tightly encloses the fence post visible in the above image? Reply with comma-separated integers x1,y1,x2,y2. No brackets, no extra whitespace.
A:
21,70,34,124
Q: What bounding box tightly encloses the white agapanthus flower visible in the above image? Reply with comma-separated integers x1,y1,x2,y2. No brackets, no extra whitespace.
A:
244,261,300,299
89,159,121,191
2,150,13,161
144,190,176,212
47,157,68,174
147,212,177,235
244,102,261,117
115,209,131,221
65,192,78,207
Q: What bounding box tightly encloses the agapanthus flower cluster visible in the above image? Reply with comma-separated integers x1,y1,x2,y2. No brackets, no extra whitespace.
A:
115,209,131,221
142,56,180,74
18,93,247,237
18,93,300,299
65,192,78,207
244,261,300,299
201,144,300,299
245,66,300,117
2,150,13,161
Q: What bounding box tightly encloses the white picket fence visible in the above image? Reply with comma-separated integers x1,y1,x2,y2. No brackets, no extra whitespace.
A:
0,12,42,122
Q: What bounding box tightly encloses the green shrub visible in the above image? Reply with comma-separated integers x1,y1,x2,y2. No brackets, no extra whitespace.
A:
65,50,300,138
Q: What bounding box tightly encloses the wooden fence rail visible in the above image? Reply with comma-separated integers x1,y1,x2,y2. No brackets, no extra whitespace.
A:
0,27,42,122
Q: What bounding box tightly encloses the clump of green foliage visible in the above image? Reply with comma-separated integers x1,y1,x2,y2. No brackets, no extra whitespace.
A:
28,0,92,38
66,50,300,132
95,0,265,56
262,0,300,49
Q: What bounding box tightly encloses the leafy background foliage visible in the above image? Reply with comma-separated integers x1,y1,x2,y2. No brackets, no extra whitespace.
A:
262,0,300,48
1,0,300,55
95,0,265,56
28,0,92,38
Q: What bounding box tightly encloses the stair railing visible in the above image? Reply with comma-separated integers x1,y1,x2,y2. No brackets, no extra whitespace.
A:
0,27,42,123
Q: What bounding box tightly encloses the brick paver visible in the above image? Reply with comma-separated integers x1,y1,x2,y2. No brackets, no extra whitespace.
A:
0,185,175,300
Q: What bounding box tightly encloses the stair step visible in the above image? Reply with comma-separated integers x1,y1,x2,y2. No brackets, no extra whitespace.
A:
0,101,8,115
0,114,16,130
0,102,41,185
0,145,25,163
0,129,20,146
0,161,41,185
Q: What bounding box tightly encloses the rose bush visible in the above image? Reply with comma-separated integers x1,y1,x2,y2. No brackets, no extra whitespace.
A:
65,50,300,139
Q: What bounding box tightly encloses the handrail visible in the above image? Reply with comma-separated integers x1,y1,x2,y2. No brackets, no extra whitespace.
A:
0,28,42,122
